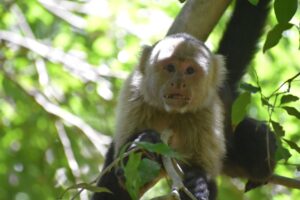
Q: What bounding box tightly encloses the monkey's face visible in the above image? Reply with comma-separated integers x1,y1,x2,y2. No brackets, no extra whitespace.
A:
141,35,220,113
157,57,206,113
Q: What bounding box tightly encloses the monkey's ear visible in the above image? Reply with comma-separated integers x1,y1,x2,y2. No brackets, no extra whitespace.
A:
211,54,227,87
138,45,152,74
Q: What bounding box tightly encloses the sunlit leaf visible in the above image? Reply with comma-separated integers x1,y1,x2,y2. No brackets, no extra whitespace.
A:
232,92,251,126
62,183,111,198
68,183,111,193
263,23,293,52
283,139,300,154
274,0,298,23
123,152,162,200
124,153,142,200
136,142,180,158
280,94,299,104
271,121,285,137
282,106,300,119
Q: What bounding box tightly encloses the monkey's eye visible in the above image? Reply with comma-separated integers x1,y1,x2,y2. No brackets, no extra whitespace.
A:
164,64,176,73
186,66,195,75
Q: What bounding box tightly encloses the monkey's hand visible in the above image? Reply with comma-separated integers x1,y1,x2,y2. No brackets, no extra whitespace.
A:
179,167,214,200
115,130,163,185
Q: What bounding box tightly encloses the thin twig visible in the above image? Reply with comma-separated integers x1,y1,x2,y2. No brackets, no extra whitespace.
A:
268,72,300,99
56,121,81,178
160,130,197,200
3,73,111,156
270,174,300,189
0,30,127,80
56,121,89,200
39,0,87,29
12,5,62,101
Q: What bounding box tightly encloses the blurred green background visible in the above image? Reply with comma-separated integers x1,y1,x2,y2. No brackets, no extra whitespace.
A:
0,0,299,199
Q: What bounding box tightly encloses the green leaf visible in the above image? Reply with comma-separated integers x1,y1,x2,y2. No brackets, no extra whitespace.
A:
123,154,162,200
68,183,111,193
240,83,260,93
274,0,298,23
232,92,251,126
138,158,161,186
275,141,292,162
283,139,300,154
282,106,300,119
280,94,299,104
261,97,272,107
263,23,294,52
61,183,111,198
271,121,285,137
136,142,180,158
124,153,142,200
248,0,259,6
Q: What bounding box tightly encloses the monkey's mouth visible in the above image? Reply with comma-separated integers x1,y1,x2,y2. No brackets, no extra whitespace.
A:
163,93,191,109
164,93,190,101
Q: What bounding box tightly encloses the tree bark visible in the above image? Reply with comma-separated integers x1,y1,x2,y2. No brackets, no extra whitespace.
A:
167,0,231,41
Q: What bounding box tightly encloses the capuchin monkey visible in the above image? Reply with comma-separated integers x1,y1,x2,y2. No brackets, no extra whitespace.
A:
114,33,227,178
92,0,276,199
98,32,226,200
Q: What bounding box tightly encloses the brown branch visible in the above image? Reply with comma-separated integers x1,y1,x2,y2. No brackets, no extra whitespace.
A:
270,174,300,189
167,0,232,41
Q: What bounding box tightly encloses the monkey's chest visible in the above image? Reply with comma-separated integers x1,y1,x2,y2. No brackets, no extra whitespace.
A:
146,115,199,151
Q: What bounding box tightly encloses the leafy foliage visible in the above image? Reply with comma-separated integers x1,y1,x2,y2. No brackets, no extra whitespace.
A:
274,0,298,23
123,154,161,200
0,0,299,200
136,142,180,159
263,23,293,52
264,0,299,51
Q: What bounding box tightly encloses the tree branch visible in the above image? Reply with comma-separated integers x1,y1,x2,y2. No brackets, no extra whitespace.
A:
167,0,231,41
0,30,127,80
270,174,300,189
3,72,111,156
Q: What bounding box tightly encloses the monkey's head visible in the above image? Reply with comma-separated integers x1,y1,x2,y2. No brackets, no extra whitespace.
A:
137,33,226,113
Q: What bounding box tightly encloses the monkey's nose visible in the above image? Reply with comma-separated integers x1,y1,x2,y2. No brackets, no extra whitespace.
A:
171,81,186,89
